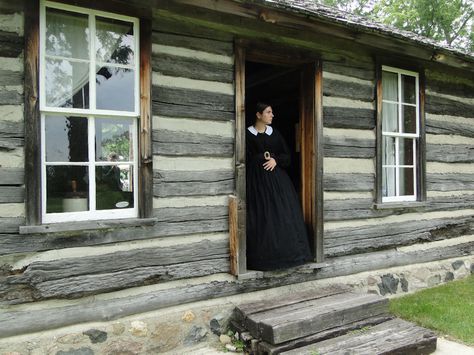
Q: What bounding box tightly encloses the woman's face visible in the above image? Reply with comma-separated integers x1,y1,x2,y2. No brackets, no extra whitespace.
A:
257,106,274,125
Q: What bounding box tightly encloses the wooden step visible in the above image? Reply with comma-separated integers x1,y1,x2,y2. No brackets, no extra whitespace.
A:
258,314,394,354
280,318,437,355
235,288,389,345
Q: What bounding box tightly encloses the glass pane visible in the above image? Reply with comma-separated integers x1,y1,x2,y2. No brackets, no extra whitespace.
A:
382,136,396,166
46,8,89,59
96,165,134,210
399,138,414,166
401,75,416,104
46,165,89,213
382,71,398,101
45,116,88,162
96,66,135,111
95,117,134,161
402,105,417,134
96,17,134,65
382,167,396,198
382,102,398,132
46,59,90,109
399,168,415,196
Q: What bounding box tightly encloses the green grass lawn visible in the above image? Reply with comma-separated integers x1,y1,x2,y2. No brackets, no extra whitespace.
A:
389,275,474,345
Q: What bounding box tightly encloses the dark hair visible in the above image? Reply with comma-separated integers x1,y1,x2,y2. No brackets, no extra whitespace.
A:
256,102,271,114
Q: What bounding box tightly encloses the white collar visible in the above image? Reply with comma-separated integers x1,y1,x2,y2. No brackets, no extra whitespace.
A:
247,125,273,136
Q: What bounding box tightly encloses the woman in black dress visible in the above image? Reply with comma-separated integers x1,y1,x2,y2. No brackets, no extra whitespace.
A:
246,102,312,271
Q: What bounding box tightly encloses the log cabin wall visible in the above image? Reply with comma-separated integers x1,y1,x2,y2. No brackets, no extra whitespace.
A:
0,0,472,339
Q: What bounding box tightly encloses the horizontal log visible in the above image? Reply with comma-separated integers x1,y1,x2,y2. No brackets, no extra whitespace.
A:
323,107,375,130
323,79,374,102
427,173,474,191
0,136,23,150
426,94,474,118
0,90,22,105
152,86,234,121
154,168,234,196
0,207,228,256
2,239,229,303
323,136,375,158
426,79,474,99
324,62,375,81
427,143,474,163
153,205,228,222
1,239,472,338
0,167,23,185
325,215,474,256
152,15,234,42
0,69,23,86
0,119,23,138
324,194,474,221
152,31,233,55
324,173,374,191
0,30,23,57
0,217,23,233
152,129,234,157
426,118,474,138
152,53,233,83
0,186,23,203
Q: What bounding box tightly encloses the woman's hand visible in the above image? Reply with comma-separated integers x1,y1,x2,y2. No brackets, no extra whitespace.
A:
263,157,277,171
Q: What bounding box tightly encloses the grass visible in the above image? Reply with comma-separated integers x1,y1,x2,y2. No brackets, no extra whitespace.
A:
389,275,474,345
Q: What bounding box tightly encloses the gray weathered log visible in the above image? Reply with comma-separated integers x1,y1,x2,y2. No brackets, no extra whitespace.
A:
153,205,228,222
0,186,23,203
323,107,375,130
281,318,436,355
0,239,472,338
324,173,374,191
152,53,233,83
152,31,233,55
426,119,474,138
323,79,374,102
0,136,23,150
426,79,474,99
154,169,234,197
0,167,23,185
152,86,234,121
0,120,23,138
427,173,474,191
323,136,375,158
0,207,228,256
0,90,22,105
324,62,375,81
325,194,474,221
0,217,23,233
427,143,474,163
0,69,23,86
0,30,23,58
325,215,473,256
426,94,474,118
152,129,234,157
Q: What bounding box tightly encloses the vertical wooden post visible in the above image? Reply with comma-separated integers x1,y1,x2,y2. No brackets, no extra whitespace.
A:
139,18,153,218
233,41,247,275
375,62,383,204
228,194,238,275
314,60,324,263
24,0,41,225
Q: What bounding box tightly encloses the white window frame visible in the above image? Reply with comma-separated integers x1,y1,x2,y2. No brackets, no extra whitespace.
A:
381,65,420,203
39,1,140,223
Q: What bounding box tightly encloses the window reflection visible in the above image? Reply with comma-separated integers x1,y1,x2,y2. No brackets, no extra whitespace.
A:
45,116,88,162
95,117,134,162
46,166,89,213
96,67,135,111
96,17,134,65
96,165,134,210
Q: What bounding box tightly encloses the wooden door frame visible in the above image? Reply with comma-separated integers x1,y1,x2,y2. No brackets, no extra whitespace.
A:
231,39,324,276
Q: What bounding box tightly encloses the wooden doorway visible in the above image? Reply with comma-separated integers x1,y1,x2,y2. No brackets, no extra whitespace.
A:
231,41,323,276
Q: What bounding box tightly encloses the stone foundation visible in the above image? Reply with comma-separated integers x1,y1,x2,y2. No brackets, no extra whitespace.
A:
0,255,472,355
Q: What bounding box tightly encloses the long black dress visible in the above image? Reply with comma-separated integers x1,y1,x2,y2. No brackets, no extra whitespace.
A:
246,125,312,271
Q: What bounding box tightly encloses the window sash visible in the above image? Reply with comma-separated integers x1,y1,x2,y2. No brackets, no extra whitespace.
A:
381,66,420,203
39,1,140,222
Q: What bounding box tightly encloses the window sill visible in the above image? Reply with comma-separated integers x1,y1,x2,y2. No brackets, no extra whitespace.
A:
373,201,427,210
19,217,156,235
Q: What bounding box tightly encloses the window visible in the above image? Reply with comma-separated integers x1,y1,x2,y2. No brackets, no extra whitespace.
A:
380,66,421,203
39,1,140,222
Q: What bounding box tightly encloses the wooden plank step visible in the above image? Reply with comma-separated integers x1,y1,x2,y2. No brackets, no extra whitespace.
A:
258,314,394,355
281,318,437,355
245,292,389,344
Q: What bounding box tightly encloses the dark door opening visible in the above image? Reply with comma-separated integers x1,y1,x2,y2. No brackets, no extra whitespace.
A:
245,61,302,196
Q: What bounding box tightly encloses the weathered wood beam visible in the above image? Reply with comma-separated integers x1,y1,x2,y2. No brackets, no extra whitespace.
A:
426,119,474,138
323,107,375,130
323,136,375,158
0,120,23,138
325,215,473,256
427,143,474,163
0,69,23,86
0,186,23,203
426,94,474,118
0,168,23,185
323,79,374,102
324,62,374,81
0,30,23,58
152,31,233,55
0,217,23,234
0,239,472,338
427,173,474,191
324,173,374,192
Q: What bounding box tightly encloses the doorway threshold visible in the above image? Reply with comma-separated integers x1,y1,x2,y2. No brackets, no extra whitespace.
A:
238,262,328,280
